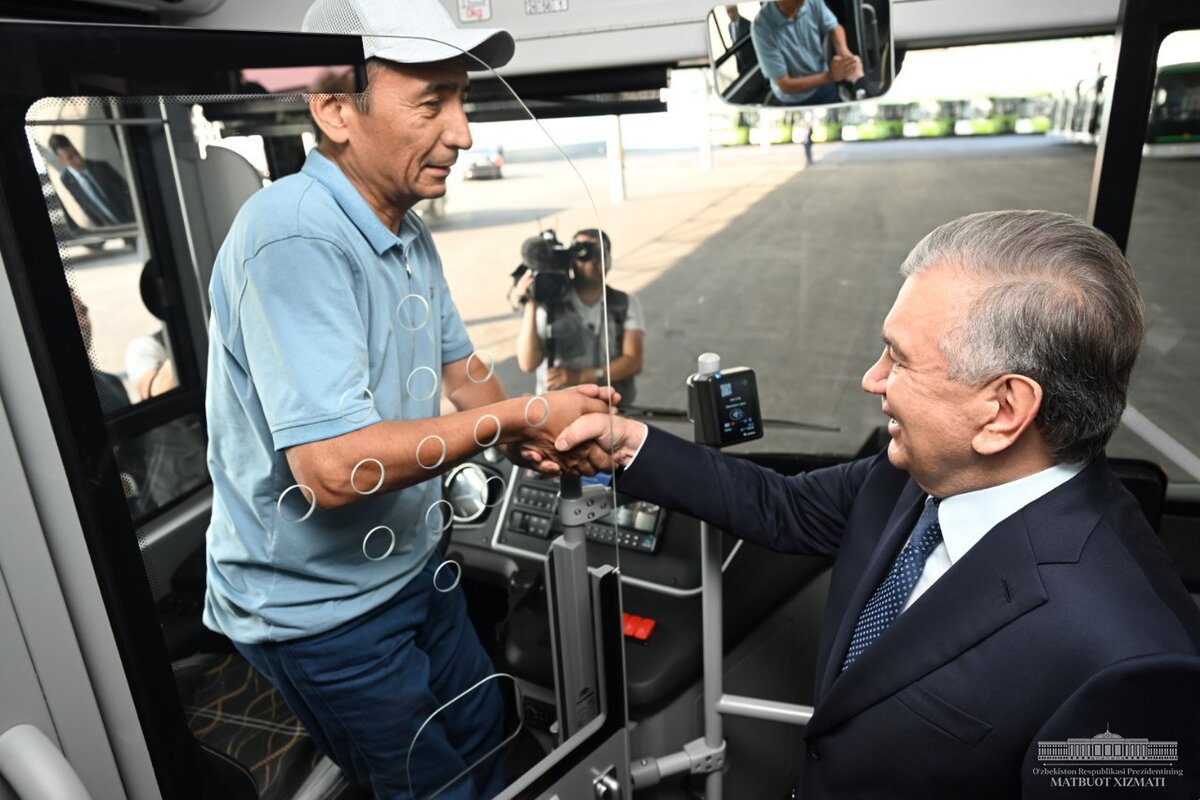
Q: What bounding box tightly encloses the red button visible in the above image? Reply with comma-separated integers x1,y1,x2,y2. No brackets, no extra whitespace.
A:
623,613,641,637
633,618,657,641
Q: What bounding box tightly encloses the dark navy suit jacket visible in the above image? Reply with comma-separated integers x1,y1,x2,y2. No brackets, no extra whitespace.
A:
621,426,1200,798
60,158,134,226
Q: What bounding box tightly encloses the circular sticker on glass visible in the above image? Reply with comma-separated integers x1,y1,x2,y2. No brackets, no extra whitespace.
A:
416,435,447,470
350,457,385,495
466,350,496,384
407,366,439,402
362,526,396,561
483,474,505,508
337,387,376,424
433,559,462,593
425,500,453,533
396,293,431,331
472,414,502,448
524,395,551,428
277,484,316,523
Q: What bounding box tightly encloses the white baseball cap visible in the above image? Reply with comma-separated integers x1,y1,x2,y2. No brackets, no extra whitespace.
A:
302,0,515,71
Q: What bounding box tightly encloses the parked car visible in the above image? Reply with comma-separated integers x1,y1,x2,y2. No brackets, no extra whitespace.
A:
461,147,504,180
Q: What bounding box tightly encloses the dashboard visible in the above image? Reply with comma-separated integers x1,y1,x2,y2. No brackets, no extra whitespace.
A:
441,448,837,718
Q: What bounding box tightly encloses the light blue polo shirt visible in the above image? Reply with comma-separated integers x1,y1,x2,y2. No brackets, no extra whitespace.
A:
203,148,473,644
752,0,839,104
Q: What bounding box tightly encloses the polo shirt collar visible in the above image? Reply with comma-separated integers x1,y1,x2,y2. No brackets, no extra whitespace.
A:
936,459,1087,565
302,148,420,255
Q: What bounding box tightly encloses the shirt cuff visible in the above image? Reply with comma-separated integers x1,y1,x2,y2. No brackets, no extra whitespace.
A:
620,422,651,470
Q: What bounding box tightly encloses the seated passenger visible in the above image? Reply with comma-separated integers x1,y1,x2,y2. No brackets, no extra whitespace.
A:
751,0,865,105
125,332,176,400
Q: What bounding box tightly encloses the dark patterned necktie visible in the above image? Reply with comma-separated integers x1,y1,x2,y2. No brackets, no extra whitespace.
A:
841,499,942,671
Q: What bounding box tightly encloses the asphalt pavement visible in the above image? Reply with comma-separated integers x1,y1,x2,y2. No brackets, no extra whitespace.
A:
433,135,1198,479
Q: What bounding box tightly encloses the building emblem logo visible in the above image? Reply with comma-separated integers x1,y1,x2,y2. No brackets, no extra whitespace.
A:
1038,724,1178,763
1031,725,1183,790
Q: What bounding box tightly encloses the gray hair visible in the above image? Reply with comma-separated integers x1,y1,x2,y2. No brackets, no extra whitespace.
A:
900,210,1144,464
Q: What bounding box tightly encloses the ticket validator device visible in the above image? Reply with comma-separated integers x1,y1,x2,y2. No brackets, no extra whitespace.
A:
686,352,764,449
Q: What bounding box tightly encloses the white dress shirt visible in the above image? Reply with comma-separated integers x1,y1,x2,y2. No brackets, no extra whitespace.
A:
901,460,1087,612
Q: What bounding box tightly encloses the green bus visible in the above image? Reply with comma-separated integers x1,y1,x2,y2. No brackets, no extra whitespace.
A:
953,96,1018,135
710,110,752,146
747,110,794,145
1144,62,1200,157
809,106,846,143
840,102,905,141
1015,95,1053,134
902,100,958,138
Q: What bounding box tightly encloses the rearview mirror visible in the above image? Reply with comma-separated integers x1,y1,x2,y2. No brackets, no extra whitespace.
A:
708,0,894,108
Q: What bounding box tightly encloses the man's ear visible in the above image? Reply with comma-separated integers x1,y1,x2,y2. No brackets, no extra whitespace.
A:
308,94,353,146
973,374,1043,456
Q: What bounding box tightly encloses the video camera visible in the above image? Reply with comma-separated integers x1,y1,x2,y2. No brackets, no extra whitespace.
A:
511,230,598,306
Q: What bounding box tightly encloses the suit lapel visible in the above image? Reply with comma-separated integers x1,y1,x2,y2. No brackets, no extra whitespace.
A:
806,509,1049,738
815,485,925,700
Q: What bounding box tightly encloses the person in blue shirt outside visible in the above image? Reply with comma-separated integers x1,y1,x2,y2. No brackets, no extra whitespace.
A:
202,0,611,797
751,0,865,106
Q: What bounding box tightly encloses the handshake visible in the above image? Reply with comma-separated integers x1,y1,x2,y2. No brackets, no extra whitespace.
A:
829,52,865,84
505,384,648,477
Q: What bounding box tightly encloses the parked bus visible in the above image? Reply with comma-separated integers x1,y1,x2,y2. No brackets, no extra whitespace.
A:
1145,61,1200,157
954,96,1018,135
902,99,958,138
711,109,753,146
1015,95,1054,134
747,109,794,145
840,101,906,141
809,105,847,143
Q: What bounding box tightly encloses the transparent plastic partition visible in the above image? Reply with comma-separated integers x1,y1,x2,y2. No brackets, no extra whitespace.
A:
26,30,627,797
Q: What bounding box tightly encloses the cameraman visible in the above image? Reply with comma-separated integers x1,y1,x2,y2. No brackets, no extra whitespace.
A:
517,228,645,404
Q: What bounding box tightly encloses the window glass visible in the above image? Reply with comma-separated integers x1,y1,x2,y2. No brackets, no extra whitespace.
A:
28,99,204,527
27,101,175,411
1119,29,1200,484
469,36,1115,460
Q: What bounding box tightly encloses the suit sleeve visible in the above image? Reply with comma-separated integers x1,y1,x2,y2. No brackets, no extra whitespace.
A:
618,425,881,556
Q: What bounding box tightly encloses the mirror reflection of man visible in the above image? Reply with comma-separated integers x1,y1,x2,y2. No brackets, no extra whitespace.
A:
516,229,645,405
726,5,757,75
555,211,1200,796
48,133,134,226
202,1,609,797
751,0,865,106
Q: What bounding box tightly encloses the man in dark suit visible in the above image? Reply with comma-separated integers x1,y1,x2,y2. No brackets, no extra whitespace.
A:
49,133,134,226
552,210,1200,797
